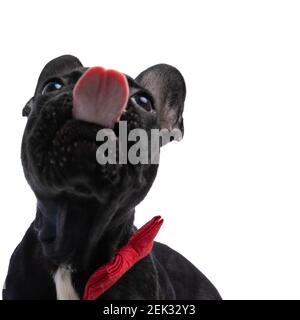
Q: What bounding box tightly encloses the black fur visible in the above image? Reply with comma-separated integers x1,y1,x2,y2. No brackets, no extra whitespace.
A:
3,55,221,300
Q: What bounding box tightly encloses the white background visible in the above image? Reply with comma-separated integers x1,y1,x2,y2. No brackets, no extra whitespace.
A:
0,0,300,300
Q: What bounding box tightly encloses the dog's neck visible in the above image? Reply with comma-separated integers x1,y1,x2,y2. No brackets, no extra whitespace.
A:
36,194,135,296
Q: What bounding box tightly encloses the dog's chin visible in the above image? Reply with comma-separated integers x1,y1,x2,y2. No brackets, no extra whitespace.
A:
39,239,77,266
24,114,125,199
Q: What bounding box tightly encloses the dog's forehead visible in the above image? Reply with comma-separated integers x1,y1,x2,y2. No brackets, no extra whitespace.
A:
39,55,82,78
35,58,145,96
35,55,83,93
37,66,86,86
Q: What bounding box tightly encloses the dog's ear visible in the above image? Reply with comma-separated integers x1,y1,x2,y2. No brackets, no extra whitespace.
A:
135,64,186,137
22,98,33,117
35,55,83,95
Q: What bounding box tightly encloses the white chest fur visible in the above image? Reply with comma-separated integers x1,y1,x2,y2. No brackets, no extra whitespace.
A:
53,266,80,300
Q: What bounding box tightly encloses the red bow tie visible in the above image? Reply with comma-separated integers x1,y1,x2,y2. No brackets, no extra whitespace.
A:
83,216,163,300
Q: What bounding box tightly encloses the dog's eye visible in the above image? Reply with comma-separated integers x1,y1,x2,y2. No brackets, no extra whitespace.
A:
132,93,154,112
42,81,64,95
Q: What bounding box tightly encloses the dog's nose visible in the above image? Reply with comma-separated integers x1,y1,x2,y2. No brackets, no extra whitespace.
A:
72,67,129,128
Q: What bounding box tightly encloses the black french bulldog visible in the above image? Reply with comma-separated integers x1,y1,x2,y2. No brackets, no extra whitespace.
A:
3,55,221,300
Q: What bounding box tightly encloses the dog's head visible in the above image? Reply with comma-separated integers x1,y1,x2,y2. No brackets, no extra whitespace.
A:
21,55,185,264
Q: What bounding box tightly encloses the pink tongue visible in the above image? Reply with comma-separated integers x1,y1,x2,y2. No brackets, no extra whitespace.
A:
72,67,129,128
